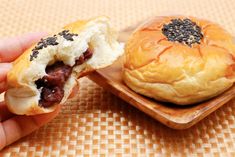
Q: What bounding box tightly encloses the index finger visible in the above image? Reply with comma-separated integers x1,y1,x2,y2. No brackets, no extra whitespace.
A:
0,32,47,63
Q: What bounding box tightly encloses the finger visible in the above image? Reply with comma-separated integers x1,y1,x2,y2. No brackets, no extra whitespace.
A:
0,32,47,63
0,63,12,93
0,102,15,122
0,105,60,150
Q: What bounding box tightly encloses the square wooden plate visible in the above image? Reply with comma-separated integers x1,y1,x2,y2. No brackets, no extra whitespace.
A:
88,23,235,129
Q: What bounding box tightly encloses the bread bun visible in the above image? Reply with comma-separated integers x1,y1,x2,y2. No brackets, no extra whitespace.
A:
5,16,123,115
123,16,235,105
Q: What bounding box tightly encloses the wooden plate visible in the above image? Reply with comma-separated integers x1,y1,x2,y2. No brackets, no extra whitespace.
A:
88,23,235,129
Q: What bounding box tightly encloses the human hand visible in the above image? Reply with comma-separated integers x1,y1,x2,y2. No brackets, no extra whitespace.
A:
0,33,61,150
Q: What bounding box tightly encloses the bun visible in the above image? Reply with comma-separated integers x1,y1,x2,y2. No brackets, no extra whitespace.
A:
123,16,235,105
5,16,123,115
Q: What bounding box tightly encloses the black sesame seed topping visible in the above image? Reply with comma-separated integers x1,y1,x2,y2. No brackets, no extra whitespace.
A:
29,30,78,61
44,37,59,46
30,50,39,61
30,36,59,61
58,30,78,41
162,18,203,46
36,36,59,49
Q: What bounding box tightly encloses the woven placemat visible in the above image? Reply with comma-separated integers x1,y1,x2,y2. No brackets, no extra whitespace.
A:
0,0,235,156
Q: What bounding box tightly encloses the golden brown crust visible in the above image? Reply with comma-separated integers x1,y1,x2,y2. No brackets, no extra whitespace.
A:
124,16,235,70
123,16,235,105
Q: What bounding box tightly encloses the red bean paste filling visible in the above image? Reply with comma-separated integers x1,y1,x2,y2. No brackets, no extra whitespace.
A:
35,49,93,107
162,18,203,47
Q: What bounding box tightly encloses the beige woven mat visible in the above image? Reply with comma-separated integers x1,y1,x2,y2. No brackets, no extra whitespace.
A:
0,0,235,156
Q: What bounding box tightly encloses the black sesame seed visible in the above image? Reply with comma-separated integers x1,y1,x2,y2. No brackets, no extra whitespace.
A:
64,35,74,41
30,36,59,61
45,37,59,46
162,18,203,46
58,30,78,41
34,43,44,50
30,50,39,61
29,30,78,61
36,37,56,49
58,30,69,36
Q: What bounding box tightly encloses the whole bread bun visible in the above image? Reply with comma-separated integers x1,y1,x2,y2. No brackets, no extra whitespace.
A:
5,16,123,115
123,16,235,105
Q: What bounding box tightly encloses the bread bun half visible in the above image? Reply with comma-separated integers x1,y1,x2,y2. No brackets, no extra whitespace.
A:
123,16,235,105
5,16,123,115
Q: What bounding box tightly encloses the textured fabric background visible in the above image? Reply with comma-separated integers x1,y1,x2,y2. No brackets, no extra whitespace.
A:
0,0,235,156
